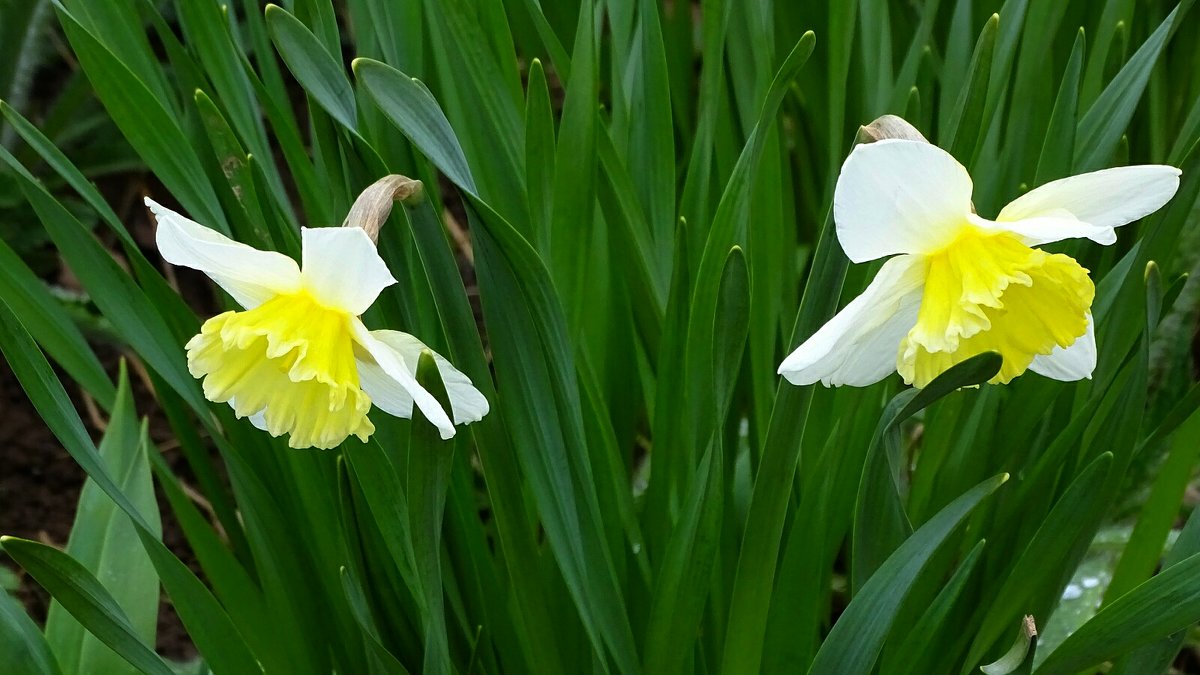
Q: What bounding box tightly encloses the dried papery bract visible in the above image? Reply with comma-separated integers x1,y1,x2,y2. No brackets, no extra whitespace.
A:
342,174,425,243
856,114,930,145
855,116,975,213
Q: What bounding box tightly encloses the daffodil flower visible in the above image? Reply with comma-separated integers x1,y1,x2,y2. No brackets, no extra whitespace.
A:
147,199,488,448
778,139,1181,388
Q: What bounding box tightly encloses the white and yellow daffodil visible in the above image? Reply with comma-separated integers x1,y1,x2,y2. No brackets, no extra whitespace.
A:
147,198,488,449
779,139,1181,388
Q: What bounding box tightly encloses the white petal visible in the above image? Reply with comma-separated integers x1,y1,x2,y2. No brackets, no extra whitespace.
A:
970,213,1118,247
148,198,301,308
224,398,272,435
779,255,926,386
246,409,269,432
351,321,456,439
1029,314,1096,381
300,227,397,315
355,330,489,426
996,165,1181,246
834,139,974,263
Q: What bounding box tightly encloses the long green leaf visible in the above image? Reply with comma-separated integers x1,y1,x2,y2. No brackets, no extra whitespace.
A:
1074,0,1195,171
54,5,228,232
408,352,455,675
0,588,62,675
1035,551,1200,675
852,353,1002,590
1,538,172,675
265,4,358,132
0,299,261,675
966,452,1116,668
45,365,160,675
808,474,1009,675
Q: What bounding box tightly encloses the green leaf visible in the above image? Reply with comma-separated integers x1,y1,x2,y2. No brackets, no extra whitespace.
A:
642,440,723,675
0,100,197,343
147,451,282,673
339,568,412,675
547,0,597,326
353,59,476,193
852,353,1002,590
175,0,291,210
966,452,1116,669
1109,500,1200,674
1074,0,1195,171
721,159,840,675
192,89,275,248
367,96,565,674
1078,0,1135,108
54,4,228,232
1105,405,1200,602
523,58,555,249
808,474,1009,675
643,244,746,673
698,36,818,675
0,586,62,675
265,4,358,132
0,147,208,416
713,246,750,416
407,352,455,675
0,299,260,675
421,0,527,222
0,234,114,409
0,538,172,675
1035,551,1200,675
466,198,638,673
941,13,998,162
980,617,1038,675
46,364,161,675
887,540,987,675
359,58,631,671
625,0,676,263
1034,29,1085,184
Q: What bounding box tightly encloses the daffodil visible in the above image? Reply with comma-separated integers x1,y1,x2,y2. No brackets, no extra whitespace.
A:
778,139,1181,388
147,198,488,448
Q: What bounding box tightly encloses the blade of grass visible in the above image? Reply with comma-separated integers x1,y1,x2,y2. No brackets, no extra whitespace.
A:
265,4,358,132
1033,29,1085,184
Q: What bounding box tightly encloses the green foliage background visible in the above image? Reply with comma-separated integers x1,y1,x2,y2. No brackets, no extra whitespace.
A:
1,0,1200,673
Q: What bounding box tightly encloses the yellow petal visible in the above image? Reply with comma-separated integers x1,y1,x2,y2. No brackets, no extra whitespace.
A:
186,291,374,449
898,228,1094,387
